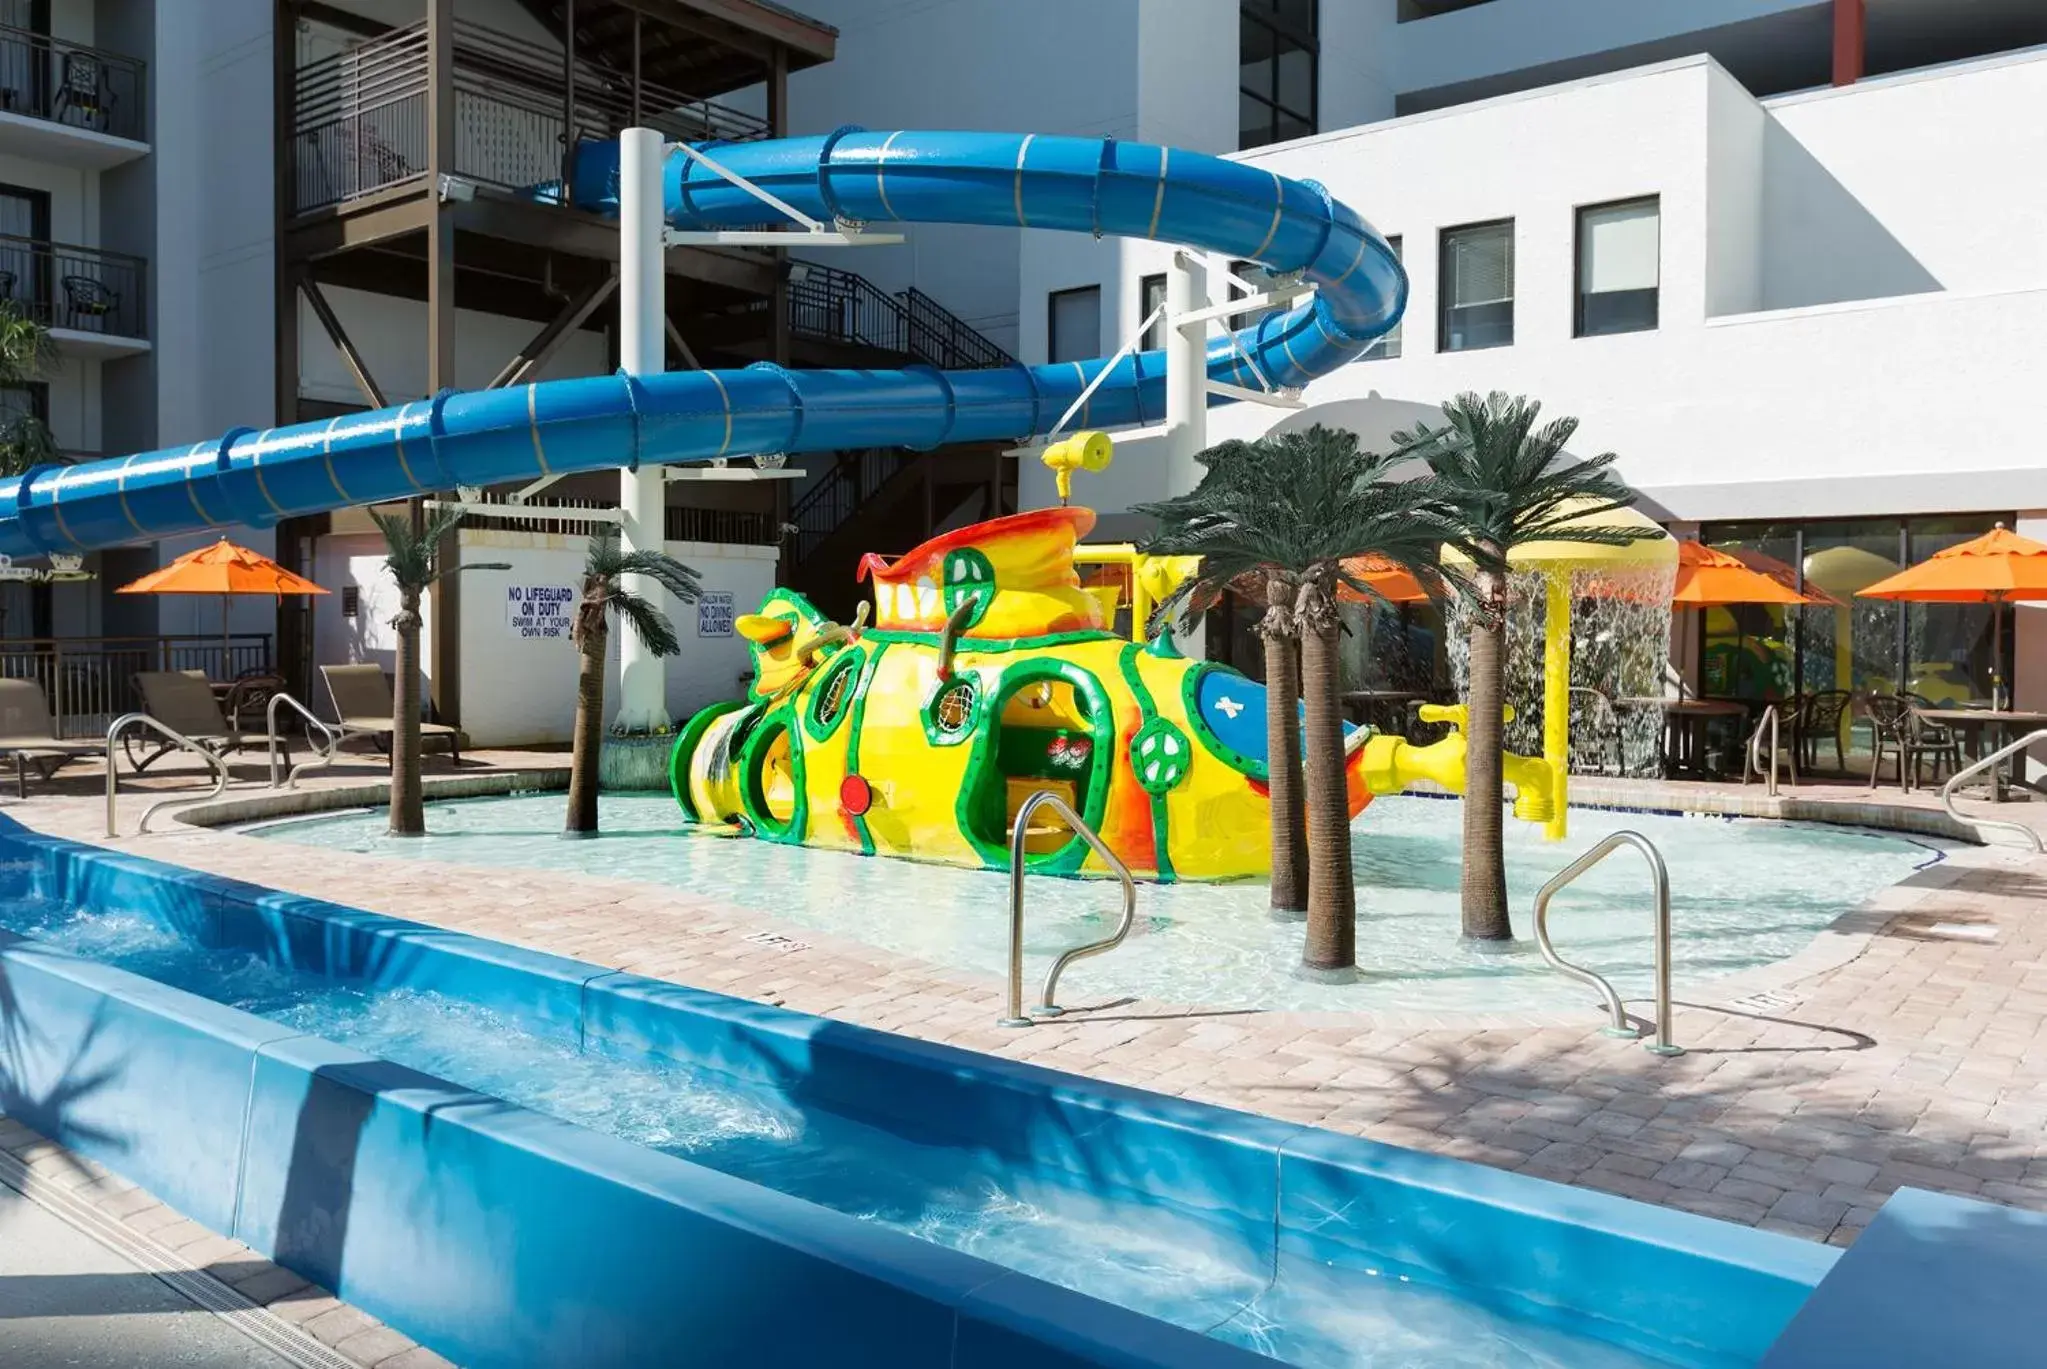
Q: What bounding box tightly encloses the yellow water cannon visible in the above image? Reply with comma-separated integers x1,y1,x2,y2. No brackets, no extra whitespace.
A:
1360,703,1559,826
1041,430,1113,504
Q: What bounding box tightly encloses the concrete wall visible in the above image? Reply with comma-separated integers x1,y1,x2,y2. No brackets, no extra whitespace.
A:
447,529,779,747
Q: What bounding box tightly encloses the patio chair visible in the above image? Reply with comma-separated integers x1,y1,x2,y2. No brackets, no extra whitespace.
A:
321,664,462,764
61,275,120,331
1568,685,1627,776
1861,695,1923,792
1797,689,1853,773
0,679,102,797
1904,692,1965,788
128,669,290,772
53,51,110,132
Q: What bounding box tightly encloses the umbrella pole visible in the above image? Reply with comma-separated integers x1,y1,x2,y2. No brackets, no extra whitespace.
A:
1994,600,2005,711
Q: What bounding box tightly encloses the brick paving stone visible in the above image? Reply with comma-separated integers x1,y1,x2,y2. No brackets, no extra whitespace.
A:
335,1327,417,1366
1652,1160,1730,1192
1808,1155,1880,1188
305,1305,383,1348
1769,1192,1850,1228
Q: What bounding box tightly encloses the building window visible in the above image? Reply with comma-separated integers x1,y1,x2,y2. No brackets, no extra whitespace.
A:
1439,219,1514,352
1139,273,1166,350
1576,197,1660,337
1048,286,1101,364
1360,235,1403,360
1240,0,1316,150
1227,259,1285,331
1397,0,1499,20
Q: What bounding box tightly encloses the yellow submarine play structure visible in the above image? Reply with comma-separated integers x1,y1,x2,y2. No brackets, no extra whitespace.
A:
668,434,1604,882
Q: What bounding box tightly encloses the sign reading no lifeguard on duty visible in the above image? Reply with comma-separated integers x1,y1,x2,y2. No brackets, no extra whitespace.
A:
506,584,577,641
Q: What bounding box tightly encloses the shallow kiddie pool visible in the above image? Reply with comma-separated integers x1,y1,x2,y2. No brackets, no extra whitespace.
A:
0,819,1833,1368
247,792,1940,1017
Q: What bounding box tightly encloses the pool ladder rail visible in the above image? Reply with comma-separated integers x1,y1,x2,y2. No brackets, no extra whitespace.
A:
999,789,1139,1028
1745,703,1794,797
1534,830,1683,1057
106,690,360,836
105,713,233,836
1938,726,2047,853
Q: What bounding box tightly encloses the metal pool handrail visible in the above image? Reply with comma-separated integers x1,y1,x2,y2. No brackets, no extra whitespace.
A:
105,712,232,836
1745,703,1792,796
1533,830,1683,1056
266,690,357,789
1939,727,2047,853
1000,789,1138,1028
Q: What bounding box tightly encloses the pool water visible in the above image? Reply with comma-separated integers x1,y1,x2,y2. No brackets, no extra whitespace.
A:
251,794,1939,1017
0,893,1671,1368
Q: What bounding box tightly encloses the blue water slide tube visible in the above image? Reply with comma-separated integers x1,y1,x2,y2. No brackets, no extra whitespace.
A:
0,131,1404,559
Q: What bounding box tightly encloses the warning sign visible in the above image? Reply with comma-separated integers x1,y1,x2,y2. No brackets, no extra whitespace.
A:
506,584,577,640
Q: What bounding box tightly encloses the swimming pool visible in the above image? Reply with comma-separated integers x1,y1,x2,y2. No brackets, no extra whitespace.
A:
2,894,1660,1366
251,794,1939,1016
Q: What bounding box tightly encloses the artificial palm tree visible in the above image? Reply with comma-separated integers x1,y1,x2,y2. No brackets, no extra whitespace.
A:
0,302,60,478
1390,392,1651,944
565,528,702,837
370,505,507,837
1137,425,1461,979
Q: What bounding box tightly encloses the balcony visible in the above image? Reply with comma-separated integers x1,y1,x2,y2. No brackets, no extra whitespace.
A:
0,23,148,168
290,18,771,217
0,234,149,357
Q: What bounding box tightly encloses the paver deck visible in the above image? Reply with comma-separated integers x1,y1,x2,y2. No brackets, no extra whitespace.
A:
6,746,2047,1258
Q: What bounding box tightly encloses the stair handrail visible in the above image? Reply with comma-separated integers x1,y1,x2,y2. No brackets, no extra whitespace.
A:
105,712,232,836
1533,830,1683,1056
265,691,361,789
999,789,1138,1027
1938,727,2047,852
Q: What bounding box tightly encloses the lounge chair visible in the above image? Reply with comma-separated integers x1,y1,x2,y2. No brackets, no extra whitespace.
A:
128,669,291,772
321,664,461,764
0,679,103,797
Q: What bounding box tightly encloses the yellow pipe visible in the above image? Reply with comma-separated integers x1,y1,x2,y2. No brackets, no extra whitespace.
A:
1361,703,1555,825
1543,572,1570,841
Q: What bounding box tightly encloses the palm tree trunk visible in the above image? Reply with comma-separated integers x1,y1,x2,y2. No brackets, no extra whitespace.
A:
564,614,608,836
388,596,424,837
1461,571,1512,942
1298,595,1356,980
1263,620,1309,920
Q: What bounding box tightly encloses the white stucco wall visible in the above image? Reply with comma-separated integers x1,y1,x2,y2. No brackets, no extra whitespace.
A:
450,530,780,747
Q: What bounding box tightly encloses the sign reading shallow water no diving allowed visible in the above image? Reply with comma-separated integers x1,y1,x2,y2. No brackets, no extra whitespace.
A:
506,584,577,640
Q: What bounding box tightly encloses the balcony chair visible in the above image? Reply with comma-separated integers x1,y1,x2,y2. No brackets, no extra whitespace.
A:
126,669,291,773
53,52,111,133
61,275,119,331
321,663,462,764
0,678,103,797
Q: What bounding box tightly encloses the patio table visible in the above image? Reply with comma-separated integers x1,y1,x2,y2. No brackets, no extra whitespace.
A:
1617,697,1750,779
1911,708,2047,802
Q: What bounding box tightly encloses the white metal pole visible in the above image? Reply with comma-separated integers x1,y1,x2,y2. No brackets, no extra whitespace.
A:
1164,250,1208,654
617,126,668,733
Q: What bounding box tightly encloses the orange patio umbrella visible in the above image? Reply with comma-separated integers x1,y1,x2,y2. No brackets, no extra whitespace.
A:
118,537,328,674
1672,540,1809,608
1338,554,1431,605
1857,523,2047,707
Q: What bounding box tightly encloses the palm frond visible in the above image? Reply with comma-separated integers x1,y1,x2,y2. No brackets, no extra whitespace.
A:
612,549,704,603
611,589,682,658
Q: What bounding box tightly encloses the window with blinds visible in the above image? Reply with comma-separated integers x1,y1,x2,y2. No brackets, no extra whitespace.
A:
1576,197,1660,337
1360,235,1403,360
1048,286,1101,364
1438,219,1514,352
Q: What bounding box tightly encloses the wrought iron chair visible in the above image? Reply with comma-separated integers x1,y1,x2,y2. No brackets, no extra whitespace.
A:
1568,685,1627,776
1797,689,1854,773
1903,692,1965,788
61,275,119,331
53,52,110,132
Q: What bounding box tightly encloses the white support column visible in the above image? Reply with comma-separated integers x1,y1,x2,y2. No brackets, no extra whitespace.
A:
1164,250,1208,492
617,126,668,734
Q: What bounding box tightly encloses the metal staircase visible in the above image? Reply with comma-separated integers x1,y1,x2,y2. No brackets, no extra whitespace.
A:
783,262,1015,371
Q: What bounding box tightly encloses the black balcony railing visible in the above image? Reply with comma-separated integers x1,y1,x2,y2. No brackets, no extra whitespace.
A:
666,506,781,546
0,234,147,338
781,263,1018,372
0,23,147,142
291,18,772,214
0,635,274,740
